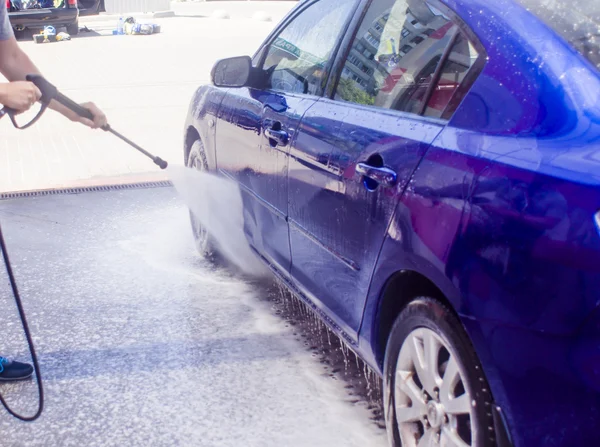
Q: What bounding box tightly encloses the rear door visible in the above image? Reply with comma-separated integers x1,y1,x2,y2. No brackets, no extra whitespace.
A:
288,0,482,339
215,0,357,273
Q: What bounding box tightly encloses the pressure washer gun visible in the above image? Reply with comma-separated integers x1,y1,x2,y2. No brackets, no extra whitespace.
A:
0,74,170,423
0,74,168,170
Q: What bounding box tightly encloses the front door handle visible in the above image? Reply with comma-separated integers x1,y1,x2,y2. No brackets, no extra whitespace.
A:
355,163,397,187
265,128,289,146
264,121,289,147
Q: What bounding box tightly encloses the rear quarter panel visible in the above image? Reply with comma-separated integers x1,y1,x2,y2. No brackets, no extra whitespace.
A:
359,0,600,444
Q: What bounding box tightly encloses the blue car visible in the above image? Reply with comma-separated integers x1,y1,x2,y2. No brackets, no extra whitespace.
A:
183,0,600,445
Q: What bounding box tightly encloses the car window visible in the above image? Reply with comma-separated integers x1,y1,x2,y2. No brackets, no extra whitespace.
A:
261,0,357,96
517,0,599,71
334,0,479,119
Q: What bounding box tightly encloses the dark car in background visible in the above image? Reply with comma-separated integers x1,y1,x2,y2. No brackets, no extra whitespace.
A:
183,0,600,445
7,0,80,35
78,0,104,16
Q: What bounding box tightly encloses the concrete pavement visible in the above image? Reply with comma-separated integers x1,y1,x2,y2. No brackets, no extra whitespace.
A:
0,16,275,193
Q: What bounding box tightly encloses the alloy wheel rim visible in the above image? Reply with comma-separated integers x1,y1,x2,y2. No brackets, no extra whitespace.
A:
394,327,475,447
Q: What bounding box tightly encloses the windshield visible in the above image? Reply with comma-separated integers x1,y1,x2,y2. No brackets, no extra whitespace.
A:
518,0,600,70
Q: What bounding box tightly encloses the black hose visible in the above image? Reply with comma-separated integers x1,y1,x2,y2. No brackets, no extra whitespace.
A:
0,221,44,421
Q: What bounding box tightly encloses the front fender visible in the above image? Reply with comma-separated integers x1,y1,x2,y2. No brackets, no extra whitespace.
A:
184,84,229,170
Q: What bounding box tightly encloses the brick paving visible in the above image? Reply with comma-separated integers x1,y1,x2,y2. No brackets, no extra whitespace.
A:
0,16,274,192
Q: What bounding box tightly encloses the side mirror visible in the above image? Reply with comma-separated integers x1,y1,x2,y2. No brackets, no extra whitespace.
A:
211,56,252,88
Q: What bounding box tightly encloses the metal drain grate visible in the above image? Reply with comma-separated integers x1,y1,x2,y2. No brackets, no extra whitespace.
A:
0,180,174,200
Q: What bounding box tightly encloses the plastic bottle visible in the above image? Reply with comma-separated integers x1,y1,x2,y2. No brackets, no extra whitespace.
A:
117,17,124,35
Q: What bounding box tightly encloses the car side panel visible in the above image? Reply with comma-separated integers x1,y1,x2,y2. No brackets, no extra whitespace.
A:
357,141,472,370
215,87,317,272
289,98,444,342
184,85,229,170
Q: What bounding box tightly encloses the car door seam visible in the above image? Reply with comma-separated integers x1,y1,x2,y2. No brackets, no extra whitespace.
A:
355,125,447,341
218,168,287,221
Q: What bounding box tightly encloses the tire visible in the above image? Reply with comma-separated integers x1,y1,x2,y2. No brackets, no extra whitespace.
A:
186,139,218,259
66,20,79,36
13,29,26,41
383,298,495,447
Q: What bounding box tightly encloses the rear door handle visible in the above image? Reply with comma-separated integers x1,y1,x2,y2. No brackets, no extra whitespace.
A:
355,163,397,187
264,121,289,147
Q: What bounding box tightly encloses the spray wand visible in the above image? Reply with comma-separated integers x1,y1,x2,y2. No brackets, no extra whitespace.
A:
26,74,168,169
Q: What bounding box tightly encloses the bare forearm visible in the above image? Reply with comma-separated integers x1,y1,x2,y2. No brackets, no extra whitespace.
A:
0,40,40,82
0,41,65,113
0,38,107,128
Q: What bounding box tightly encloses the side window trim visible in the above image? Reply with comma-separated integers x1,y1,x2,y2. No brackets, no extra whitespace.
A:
326,0,488,121
437,0,488,120
254,0,360,98
418,29,459,115
440,28,488,120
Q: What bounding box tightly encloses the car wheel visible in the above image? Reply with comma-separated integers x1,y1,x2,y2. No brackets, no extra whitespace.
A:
186,139,217,259
383,298,495,447
66,20,79,36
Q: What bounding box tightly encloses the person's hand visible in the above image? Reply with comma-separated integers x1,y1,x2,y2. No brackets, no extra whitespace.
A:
71,102,108,129
0,81,42,113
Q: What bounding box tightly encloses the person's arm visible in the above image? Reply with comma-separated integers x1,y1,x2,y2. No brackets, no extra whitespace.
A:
0,37,107,129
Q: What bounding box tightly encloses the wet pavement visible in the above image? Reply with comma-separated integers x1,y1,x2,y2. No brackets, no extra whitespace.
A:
0,186,387,447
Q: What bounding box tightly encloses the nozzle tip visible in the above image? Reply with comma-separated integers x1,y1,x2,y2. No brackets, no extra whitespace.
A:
155,157,168,170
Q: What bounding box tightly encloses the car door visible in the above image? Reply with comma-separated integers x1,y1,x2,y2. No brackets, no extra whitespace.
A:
288,0,482,339
215,0,358,273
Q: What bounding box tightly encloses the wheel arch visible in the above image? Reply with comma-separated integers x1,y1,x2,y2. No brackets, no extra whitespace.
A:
373,268,514,446
184,126,218,174
184,126,201,162
373,269,453,369
183,85,227,170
